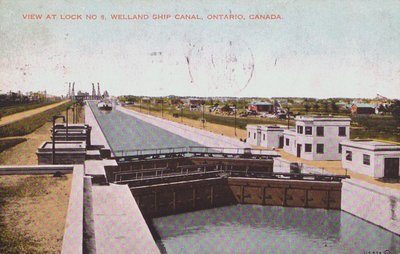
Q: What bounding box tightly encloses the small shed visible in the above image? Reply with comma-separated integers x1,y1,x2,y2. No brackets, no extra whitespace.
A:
341,140,400,179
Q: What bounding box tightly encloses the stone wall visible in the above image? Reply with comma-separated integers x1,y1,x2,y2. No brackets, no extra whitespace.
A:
341,179,400,235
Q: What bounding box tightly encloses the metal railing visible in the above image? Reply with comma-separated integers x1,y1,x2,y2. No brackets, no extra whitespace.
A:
113,146,279,161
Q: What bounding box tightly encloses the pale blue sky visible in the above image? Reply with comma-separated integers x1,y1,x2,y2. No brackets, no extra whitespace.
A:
0,0,399,98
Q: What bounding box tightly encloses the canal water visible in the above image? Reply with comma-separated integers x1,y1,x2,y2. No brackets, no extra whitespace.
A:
153,205,400,254
89,102,200,152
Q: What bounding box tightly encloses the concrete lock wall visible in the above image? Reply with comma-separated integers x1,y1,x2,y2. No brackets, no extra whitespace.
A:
131,178,235,218
37,152,86,165
341,179,400,235
131,177,343,219
228,177,342,210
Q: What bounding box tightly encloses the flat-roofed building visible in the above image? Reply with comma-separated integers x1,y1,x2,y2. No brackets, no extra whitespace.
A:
283,116,351,161
341,140,400,179
246,125,284,148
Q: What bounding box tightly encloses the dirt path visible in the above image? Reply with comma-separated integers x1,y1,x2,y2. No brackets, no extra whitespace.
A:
0,100,69,127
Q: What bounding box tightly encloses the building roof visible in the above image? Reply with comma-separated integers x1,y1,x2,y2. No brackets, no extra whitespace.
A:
352,103,376,108
295,116,351,122
341,140,400,151
251,101,272,106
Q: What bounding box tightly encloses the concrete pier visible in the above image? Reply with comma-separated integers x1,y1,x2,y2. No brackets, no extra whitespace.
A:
342,179,400,235
84,103,112,157
91,184,160,254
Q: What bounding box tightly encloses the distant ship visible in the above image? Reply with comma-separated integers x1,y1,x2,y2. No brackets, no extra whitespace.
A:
97,100,112,111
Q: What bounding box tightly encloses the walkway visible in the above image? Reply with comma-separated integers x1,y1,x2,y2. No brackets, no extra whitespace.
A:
0,100,68,126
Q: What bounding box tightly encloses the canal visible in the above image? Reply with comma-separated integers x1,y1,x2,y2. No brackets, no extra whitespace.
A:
89,103,400,253
153,205,400,254
89,102,200,152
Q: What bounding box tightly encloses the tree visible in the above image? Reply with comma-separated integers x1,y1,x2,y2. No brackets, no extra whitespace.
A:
323,101,329,113
331,101,339,113
304,103,311,114
391,100,400,124
313,103,320,112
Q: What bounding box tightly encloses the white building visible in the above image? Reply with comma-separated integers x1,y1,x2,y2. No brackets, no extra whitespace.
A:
283,116,351,161
341,140,400,179
246,125,284,149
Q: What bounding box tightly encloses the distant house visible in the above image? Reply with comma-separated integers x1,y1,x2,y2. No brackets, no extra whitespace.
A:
248,102,274,114
351,103,376,115
183,98,203,111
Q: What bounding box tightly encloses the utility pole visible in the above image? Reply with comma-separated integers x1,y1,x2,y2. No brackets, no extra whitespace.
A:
161,99,164,118
148,100,150,115
234,100,237,136
180,104,183,123
202,101,205,129
287,107,290,129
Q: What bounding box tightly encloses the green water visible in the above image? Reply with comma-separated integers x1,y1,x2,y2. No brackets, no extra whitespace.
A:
153,205,400,254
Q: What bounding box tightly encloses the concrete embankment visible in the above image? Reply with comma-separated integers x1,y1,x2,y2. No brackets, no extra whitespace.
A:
342,179,400,235
85,103,112,157
117,106,249,148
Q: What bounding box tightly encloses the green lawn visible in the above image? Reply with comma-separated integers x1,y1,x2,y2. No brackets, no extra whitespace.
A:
0,101,58,118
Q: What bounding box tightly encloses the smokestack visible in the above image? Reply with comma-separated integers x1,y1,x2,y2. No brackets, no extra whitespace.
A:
72,82,75,97
92,83,96,98
97,82,101,97
68,82,71,98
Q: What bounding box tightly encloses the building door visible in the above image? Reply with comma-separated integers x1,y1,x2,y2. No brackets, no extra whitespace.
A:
279,136,284,148
297,144,302,158
384,158,399,179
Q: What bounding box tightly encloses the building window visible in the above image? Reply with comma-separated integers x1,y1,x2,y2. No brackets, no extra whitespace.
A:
316,127,324,137
317,144,324,154
297,126,304,134
263,134,265,141
339,144,342,154
305,144,312,152
248,132,250,138
254,133,256,139
346,150,352,161
363,154,370,165
305,126,312,135
286,138,289,146
339,127,346,137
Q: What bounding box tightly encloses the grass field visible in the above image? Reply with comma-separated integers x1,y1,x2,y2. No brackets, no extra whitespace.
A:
132,104,295,128
0,105,84,253
132,103,400,143
0,101,58,118
0,101,72,138
0,175,72,254
0,138,27,153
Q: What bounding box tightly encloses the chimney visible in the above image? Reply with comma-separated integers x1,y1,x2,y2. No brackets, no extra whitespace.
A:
68,82,71,98
92,83,96,98
97,82,101,97
72,82,75,97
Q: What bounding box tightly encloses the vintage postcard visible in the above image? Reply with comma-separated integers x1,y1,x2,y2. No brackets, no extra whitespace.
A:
0,1,399,253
